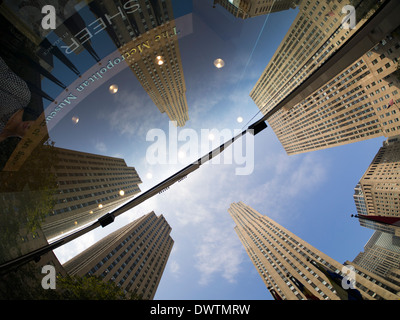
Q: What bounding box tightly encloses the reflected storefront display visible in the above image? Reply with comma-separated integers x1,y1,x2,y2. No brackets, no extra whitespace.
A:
0,0,191,298
0,0,400,301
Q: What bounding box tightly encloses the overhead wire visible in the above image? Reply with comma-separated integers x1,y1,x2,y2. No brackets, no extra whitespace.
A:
238,0,277,130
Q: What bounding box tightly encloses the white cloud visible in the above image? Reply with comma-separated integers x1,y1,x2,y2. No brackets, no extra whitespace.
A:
98,88,166,139
242,152,328,221
53,124,329,292
169,260,181,276
194,224,244,286
54,231,96,264
94,141,107,153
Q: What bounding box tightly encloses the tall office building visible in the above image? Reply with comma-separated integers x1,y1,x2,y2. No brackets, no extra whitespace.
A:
352,231,400,288
353,183,368,215
352,136,400,236
250,0,360,114
357,136,400,217
63,211,174,300
120,22,189,127
250,0,400,155
89,0,189,126
229,202,400,300
353,182,400,236
213,0,299,19
42,147,142,240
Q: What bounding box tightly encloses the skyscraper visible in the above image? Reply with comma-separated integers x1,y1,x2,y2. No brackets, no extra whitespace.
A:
353,183,368,215
213,0,299,19
229,201,400,300
250,0,400,155
42,147,142,240
352,231,400,288
352,135,400,236
250,0,361,114
63,211,174,300
120,22,189,127
88,0,189,126
357,135,400,217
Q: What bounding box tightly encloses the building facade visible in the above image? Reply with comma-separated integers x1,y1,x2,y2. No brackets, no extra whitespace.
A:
229,201,400,300
352,231,400,288
89,0,189,126
357,135,400,217
250,0,400,155
63,211,173,299
42,147,142,240
266,34,400,155
353,183,369,215
250,0,362,114
213,0,298,19
119,21,189,127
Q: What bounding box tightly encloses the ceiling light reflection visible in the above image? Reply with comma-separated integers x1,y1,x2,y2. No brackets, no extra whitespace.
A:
155,55,165,65
109,84,118,94
214,58,225,68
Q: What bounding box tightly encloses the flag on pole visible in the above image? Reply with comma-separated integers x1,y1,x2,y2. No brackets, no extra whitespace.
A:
309,260,363,300
387,99,394,108
354,214,400,227
287,274,320,300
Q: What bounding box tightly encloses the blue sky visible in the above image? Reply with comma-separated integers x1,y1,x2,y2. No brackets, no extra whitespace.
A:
47,0,381,300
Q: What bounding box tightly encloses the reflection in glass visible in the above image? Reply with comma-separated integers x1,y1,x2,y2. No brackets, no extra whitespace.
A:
155,55,165,66
71,116,79,124
109,84,119,94
213,0,299,19
214,58,225,69
41,148,142,240
0,0,399,302
90,0,189,127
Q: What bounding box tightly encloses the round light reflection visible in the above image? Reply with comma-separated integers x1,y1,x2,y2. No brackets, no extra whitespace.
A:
237,116,243,123
119,190,125,196
109,84,118,94
72,116,79,124
155,55,165,65
214,58,225,69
